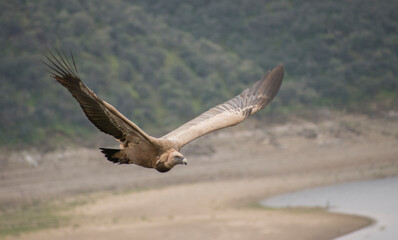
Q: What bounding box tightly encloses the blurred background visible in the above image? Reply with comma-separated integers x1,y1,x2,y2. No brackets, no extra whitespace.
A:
1,1,398,239
1,0,397,148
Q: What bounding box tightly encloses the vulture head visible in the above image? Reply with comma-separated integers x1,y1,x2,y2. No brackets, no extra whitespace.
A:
155,150,188,172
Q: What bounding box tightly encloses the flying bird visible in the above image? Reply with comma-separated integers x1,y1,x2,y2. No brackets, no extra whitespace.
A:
44,49,284,172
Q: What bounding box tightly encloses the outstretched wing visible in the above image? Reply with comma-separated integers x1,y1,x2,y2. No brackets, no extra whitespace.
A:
162,64,284,149
44,48,152,144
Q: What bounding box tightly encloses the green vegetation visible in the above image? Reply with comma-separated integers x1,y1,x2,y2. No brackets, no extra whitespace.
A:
1,0,397,147
0,194,97,237
0,201,67,237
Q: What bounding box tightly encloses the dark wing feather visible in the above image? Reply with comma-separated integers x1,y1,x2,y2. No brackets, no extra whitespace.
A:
162,64,284,149
44,48,152,143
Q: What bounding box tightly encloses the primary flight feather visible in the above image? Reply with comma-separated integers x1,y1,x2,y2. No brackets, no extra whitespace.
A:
44,49,284,172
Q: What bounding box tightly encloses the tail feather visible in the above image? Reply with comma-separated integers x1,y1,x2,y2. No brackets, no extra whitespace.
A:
100,148,126,164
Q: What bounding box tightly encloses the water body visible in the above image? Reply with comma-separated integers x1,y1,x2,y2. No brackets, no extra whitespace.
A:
261,177,398,240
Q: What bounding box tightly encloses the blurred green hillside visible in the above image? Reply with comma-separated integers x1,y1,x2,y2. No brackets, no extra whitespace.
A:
1,0,397,147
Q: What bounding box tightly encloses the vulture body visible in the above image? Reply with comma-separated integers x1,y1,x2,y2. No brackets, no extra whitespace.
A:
45,49,284,172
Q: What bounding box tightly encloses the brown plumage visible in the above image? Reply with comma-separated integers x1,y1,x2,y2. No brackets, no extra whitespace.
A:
44,49,284,172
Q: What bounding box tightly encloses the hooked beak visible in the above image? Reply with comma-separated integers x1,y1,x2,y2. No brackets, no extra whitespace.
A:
182,158,188,165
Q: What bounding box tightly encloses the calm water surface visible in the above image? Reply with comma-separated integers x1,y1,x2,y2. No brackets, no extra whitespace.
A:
261,177,398,240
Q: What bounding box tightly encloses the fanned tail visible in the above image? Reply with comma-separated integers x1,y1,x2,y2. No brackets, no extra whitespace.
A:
99,148,128,164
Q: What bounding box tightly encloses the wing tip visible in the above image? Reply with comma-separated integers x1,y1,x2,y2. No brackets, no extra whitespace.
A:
242,63,284,111
262,63,284,100
43,47,80,81
266,64,284,80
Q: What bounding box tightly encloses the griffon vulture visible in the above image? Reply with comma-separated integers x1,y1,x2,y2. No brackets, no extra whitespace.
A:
44,49,284,172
